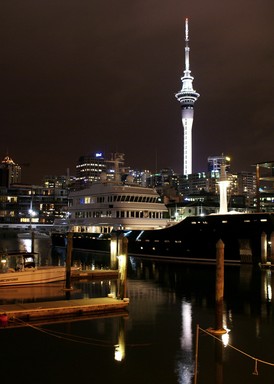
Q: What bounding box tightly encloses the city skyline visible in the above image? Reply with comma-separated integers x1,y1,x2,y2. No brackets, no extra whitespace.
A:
1,1,274,184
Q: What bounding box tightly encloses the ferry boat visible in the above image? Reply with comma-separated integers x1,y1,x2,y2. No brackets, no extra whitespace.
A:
52,175,170,251
58,176,169,232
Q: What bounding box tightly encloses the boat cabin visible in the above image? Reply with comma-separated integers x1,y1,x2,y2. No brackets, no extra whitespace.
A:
20,254,36,269
0,252,37,272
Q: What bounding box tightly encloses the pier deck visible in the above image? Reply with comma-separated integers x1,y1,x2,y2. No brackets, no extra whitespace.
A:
72,269,118,279
0,297,129,322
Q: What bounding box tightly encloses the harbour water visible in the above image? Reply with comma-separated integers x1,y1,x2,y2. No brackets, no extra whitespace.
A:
1,236,274,383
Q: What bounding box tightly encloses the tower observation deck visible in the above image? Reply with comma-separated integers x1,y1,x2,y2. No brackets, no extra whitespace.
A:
175,18,199,176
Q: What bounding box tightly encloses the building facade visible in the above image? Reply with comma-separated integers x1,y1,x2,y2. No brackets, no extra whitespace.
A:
75,152,127,189
0,183,69,229
0,156,21,188
255,161,274,212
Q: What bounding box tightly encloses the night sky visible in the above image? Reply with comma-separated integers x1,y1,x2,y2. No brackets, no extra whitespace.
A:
1,1,274,184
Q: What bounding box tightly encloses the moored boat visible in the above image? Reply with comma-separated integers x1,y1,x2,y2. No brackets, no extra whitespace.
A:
0,252,78,286
51,175,171,260
124,212,274,264
52,212,274,264
66,177,169,233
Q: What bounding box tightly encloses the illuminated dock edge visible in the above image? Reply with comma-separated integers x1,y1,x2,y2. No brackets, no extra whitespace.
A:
72,269,118,279
0,297,129,321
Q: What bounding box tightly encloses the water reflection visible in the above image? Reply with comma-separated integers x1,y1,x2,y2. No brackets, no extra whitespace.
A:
127,258,274,383
114,317,126,362
177,301,193,384
2,237,274,383
263,269,272,301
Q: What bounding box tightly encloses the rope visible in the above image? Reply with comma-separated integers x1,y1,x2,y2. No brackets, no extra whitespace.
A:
11,317,151,348
5,318,272,374
199,325,274,374
13,317,117,347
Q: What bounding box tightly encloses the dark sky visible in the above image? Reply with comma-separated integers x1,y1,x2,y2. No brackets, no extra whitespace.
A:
1,1,274,184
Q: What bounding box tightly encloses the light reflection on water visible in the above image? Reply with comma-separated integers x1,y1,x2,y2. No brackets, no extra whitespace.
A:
1,237,274,383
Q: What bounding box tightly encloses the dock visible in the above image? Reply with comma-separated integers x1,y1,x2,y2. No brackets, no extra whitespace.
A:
0,297,129,323
72,269,118,280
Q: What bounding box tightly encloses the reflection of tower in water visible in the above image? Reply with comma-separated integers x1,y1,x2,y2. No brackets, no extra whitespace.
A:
177,300,194,384
218,164,230,214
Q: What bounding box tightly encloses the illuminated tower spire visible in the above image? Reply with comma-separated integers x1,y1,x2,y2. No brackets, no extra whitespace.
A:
175,18,200,175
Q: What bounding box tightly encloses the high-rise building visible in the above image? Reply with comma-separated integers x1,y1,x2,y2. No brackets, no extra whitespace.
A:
75,152,126,189
175,18,199,176
75,152,107,189
0,155,21,187
255,161,274,212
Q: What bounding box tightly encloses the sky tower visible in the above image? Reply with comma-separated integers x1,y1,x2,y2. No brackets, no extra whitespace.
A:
175,18,200,175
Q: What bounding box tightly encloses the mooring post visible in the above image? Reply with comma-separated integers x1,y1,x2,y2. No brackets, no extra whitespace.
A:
110,231,119,270
117,234,128,300
215,239,225,332
261,232,267,264
270,232,274,265
66,232,73,290
31,229,35,254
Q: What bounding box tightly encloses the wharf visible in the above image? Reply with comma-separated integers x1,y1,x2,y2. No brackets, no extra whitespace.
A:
72,269,118,280
0,297,129,322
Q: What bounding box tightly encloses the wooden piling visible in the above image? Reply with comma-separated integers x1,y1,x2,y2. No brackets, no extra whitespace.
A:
261,232,267,264
66,232,73,290
31,229,35,254
110,232,119,270
270,232,274,264
117,234,128,300
215,239,225,332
